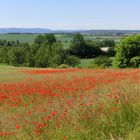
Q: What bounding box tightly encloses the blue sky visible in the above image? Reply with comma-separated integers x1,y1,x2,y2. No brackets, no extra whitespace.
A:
0,0,140,30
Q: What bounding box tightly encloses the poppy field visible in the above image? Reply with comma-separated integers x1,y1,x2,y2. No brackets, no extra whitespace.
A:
0,67,140,140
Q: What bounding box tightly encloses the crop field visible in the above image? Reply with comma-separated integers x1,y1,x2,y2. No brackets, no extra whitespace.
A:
0,66,140,139
0,34,123,47
0,34,38,43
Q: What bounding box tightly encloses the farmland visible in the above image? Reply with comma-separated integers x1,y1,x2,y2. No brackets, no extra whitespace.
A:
0,66,140,139
0,34,123,47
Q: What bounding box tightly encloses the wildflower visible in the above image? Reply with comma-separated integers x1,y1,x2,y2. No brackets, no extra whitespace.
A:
42,115,51,121
64,135,67,140
15,124,21,129
28,110,32,116
77,127,81,131
51,93,57,97
52,111,57,117
34,129,40,136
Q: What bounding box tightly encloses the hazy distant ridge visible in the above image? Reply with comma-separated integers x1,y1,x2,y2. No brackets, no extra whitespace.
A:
0,28,52,34
0,28,140,35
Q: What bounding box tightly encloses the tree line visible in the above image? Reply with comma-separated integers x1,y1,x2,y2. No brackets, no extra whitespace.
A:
0,33,116,68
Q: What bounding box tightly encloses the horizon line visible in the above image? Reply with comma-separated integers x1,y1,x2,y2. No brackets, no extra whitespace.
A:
0,27,140,31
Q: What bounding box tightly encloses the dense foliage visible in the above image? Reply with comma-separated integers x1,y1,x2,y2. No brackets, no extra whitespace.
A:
88,56,112,68
69,34,103,58
0,34,81,68
0,33,118,68
2,33,140,68
113,35,140,68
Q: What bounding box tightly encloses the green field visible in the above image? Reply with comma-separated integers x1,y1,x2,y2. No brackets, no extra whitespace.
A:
0,34,123,47
79,59,94,68
0,34,38,43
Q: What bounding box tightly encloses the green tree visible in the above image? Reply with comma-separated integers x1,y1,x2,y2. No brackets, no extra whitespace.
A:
44,34,57,45
101,39,115,47
0,47,9,64
64,55,80,67
93,56,112,68
69,34,102,58
34,34,56,45
70,34,86,58
50,42,66,67
34,35,45,45
130,56,140,68
113,35,140,68
85,41,102,58
21,43,33,67
8,47,25,66
34,45,50,67
107,47,116,57
35,42,65,68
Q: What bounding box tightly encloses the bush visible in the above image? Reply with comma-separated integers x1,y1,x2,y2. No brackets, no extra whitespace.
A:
58,64,69,69
89,56,112,68
113,35,140,68
130,56,140,68
64,55,81,67
107,47,116,57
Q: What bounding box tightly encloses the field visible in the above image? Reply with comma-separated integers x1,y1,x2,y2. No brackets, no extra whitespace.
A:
1,66,140,139
79,59,95,68
0,34,123,47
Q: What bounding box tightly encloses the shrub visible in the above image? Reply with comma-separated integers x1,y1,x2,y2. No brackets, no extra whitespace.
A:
107,47,116,57
64,55,81,67
130,56,140,68
58,64,69,69
89,56,112,68
113,35,140,68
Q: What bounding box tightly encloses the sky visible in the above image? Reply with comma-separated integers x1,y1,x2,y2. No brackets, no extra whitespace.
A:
0,0,140,30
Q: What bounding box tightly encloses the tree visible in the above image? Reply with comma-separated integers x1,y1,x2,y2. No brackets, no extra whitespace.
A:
69,34,103,58
21,43,33,67
44,34,57,45
93,56,112,68
8,47,25,66
69,34,86,58
130,56,140,68
35,42,66,68
50,42,66,67
0,47,9,64
34,35,45,45
100,39,115,47
34,45,50,67
113,35,140,68
107,47,116,57
85,41,102,58
64,55,80,67
34,34,56,45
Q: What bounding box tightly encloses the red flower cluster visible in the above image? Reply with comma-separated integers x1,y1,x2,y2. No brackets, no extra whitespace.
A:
0,68,140,138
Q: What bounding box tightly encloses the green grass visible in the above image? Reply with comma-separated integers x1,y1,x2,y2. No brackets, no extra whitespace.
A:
0,34,38,43
79,59,94,68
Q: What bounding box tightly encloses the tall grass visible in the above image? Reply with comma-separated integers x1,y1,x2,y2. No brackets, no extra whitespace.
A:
0,68,140,139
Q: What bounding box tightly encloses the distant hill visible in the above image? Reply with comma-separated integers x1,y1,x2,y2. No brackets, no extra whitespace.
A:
80,30,140,35
0,28,140,35
0,28,52,34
